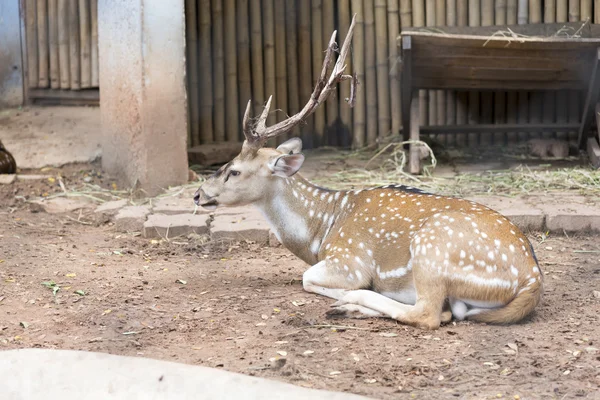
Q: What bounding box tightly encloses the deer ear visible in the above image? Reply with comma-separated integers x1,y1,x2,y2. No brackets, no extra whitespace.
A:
276,137,303,155
268,153,305,178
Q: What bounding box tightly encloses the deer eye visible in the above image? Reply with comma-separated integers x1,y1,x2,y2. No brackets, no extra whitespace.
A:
230,170,240,177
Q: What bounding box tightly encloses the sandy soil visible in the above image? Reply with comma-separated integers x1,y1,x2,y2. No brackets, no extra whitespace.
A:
1,164,600,400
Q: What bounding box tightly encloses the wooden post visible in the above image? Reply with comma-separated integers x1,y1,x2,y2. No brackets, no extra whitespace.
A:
505,0,517,144
274,0,288,144
249,0,265,118
413,0,428,131
493,0,507,146
375,0,390,142
364,0,378,146
338,0,353,146
595,0,600,23
527,0,543,139
542,0,556,140
480,0,494,146
388,0,401,139
581,0,592,21
48,0,60,89
25,0,39,88
236,0,252,143
456,0,468,146
79,0,91,88
555,0,568,141
577,49,600,148
434,0,446,144
213,0,226,143
311,0,325,146
409,90,421,174
400,0,413,29
426,0,436,138
323,0,338,145
529,0,542,23
351,0,366,148
516,0,528,141
445,0,457,147
58,0,69,89
262,0,276,140
37,0,49,88
297,0,314,147
467,0,480,147
68,0,81,90
90,0,98,87
568,0,581,144
285,0,301,140
199,0,214,143
185,0,200,147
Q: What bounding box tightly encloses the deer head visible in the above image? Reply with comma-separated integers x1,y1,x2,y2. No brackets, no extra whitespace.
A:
194,15,357,211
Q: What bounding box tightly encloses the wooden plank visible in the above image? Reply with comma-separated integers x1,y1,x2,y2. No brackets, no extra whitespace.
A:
37,0,49,88
506,0,518,144
48,0,60,89
409,90,421,174
285,0,301,140
185,0,200,147
262,0,276,137
212,0,226,143
236,0,252,143
401,36,413,141
28,87,99,101
25,0,38,89
68,0,80,90
426,0,437,138
375,0,390,141
420,123,580,134
338,0,353,146
577,48,600,148
322,0,337,145
542,0,556,140
188,142,244,166
58,0,69,89
494,0,507,145
480,0,494,146
413,64,585,83
198,0,214,143
456,0,467,147
364,0,378,146
435,0,446,144
79,0,91,88
311,0,325,146
249,0,264,118
298,0,314,147
446,0,457,147
388,0,401,138
274,0,288,144
90,0,98,87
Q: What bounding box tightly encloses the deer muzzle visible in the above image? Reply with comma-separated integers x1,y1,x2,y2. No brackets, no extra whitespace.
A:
193,188,218,210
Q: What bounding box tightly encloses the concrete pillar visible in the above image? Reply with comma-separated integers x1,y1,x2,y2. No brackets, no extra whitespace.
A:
0,0,24,108
98,0,189,196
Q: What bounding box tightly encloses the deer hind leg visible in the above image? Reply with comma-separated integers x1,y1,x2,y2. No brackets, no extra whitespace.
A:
303,260,383,319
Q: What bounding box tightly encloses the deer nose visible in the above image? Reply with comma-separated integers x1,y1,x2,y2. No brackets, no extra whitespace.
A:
193,190,201,206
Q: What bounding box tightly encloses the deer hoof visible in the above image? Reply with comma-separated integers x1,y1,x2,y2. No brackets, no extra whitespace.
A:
326,304,382,319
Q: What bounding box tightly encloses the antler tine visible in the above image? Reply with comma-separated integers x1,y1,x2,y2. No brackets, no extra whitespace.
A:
244,14,357,148
242,99,254,142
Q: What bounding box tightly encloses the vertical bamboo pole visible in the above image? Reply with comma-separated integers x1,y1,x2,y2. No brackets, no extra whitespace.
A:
445,0,456,147
213,0,226,143
285,0,300,140
339,0,353,146
493,0,506,145
516,0,528,141
68,0,80,90
237,0,252,142
262,0,276,139
311,0,325,146
224,0,239,142
375,0,390,141
90,0,98,87
412,0,427,130
529,0,542,23
400,0,413,29
215,2,233,143
351,0,366,148
199,0,214,143
568,0,581,144
388,0,401,139
322,0,338,145
426,0,436,137
58,0,69,89
542,0,556,140
48,0,60,89
595,0,600,23
435,0,446,144
185,0,199,147
506,0,518,144
274,0,288,144
581,0,592,21
556,0,568,141
455,0,468,146
480,0,493,146
79,0,91,88
364,0,378,146
249,0,265,117
528,0,543,140
37,0,49,88
467,0,480,147
298,0,314,147
26,0,39,88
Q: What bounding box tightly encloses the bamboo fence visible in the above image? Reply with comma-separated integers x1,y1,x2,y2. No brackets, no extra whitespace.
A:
23,0,99,92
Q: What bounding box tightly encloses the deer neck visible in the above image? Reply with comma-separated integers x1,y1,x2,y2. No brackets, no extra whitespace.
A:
255,174,342,265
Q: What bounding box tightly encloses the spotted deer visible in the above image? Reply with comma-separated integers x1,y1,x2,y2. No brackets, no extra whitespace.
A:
193,16,543,330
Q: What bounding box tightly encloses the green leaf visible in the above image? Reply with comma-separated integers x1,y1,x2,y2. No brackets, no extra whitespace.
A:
52,286,60,296
41,281,57,288
74,290,86,296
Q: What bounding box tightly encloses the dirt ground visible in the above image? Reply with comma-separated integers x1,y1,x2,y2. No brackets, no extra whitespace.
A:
1,163,600,400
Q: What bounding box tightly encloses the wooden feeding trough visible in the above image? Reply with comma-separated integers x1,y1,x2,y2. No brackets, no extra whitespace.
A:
400,22,600,172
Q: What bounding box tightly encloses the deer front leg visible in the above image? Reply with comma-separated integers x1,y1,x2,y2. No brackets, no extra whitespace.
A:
302,260,383,319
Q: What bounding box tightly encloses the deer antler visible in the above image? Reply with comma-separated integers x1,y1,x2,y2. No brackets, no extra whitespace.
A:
242,14,357,151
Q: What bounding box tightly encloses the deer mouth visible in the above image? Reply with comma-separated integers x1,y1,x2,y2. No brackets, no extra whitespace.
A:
199,199,219,211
